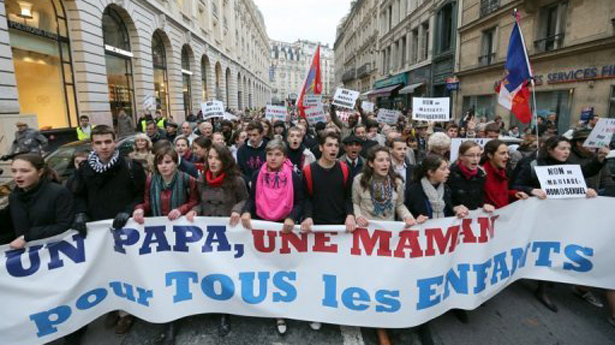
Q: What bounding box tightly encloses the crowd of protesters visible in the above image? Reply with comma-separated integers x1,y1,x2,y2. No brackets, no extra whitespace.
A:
0,101,614,345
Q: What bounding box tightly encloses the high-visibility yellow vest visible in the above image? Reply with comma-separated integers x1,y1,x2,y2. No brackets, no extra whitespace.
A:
156,118,166,129
76,125,95,141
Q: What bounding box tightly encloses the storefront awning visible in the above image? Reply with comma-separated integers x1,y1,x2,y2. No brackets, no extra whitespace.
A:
370,84,403,97
399,82,424,94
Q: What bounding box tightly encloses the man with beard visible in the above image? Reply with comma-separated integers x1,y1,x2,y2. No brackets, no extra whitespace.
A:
286,126,316,175
146,121,166,144
339,134,364,180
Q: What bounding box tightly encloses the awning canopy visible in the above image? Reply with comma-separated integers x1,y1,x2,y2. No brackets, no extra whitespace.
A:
369,84,403,98
399,82,424,94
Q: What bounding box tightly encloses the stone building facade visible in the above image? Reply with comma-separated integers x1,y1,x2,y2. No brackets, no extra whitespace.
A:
456,0,615,131
0,0,272,152
269,39,334,104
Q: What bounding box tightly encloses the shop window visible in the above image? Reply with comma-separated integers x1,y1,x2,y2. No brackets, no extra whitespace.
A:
462,95,496,120
6,0,78,129
103,7,135,125
535,2,567,52
152,32,169,117
437,3,454,54
479,28,496,66
534,89,573,134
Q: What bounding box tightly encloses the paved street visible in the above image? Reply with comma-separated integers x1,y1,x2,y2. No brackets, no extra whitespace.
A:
52,281,614,345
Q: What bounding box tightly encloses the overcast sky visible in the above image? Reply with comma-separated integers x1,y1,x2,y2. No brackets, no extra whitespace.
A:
252,0,353,47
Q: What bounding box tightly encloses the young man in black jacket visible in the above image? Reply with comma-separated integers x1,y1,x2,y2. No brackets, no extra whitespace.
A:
71,125,146,338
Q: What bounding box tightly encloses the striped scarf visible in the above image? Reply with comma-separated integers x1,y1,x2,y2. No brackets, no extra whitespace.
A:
150,171,189,216
88,150,119,173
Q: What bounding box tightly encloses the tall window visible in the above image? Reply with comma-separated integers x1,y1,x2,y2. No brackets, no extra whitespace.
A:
480,28,496,66
535,2,567,52
201,56,210,101
152,32,169,117
6,0,78,129
181,46,192,116
401,37,407,67
411,28,419,63
103,7,135,124
421,22,429,61
437,3,454,54
610,86,615,118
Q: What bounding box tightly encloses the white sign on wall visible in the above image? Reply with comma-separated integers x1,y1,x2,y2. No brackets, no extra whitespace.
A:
535,164,588,199
332,88,360,109
362,101,375,113
412,97,450,122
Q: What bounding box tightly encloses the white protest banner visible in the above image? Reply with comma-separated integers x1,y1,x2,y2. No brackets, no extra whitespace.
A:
362,101,375,113
143,94,156,112
305,105,327,126
332,88,360,109
412,97,450,121
450,138,491,162
377,108,401,125
583,118,615,148
2,198,615,345
223,112,238,121
266,105,287,122
202,100,225,119
534,164,588,199
303,94,322,108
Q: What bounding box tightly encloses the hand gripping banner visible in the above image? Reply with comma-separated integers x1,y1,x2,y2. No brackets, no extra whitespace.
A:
2,198,615,344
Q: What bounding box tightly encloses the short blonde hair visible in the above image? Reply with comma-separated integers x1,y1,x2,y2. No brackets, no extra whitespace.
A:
133,133,152,150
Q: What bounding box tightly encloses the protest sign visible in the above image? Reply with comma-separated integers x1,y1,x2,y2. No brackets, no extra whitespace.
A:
223,112,238,121
202,100,225,119
450,138,491,162
332,88,360,109
377,108,401,124
2,198,615,345
336,110,354,123
534,164,588,199
303,94,322,108
412,97,450,121
266,105,287,122
143,94,156,112
305,105,327,126
362,101,375,113
583,118,615,148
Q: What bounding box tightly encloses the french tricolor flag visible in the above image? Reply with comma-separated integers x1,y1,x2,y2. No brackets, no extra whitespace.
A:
497,18,533,123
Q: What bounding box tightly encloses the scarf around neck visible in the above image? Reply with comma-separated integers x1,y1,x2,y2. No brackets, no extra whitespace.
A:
457,162,479,180
255,160,294,221
150,171,189,216
370,175,394,217
206,170,226,187
421,177,446,219
88,150,120,173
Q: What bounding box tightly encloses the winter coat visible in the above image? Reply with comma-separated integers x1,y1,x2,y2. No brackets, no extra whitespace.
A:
73,155,146,221
446,163,487,210
404,182,454,219
567,147,614,191
236,139,268,183
193,176,248,216
482,162,519,209
11,128,48,154
117,114,134,138
8,178,74,241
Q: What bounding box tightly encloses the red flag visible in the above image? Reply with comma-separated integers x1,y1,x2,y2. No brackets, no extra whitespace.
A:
297,45,322,118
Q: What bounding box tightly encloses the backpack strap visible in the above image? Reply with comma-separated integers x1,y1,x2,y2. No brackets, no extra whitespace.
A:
303,164,313,196
339,161,349,187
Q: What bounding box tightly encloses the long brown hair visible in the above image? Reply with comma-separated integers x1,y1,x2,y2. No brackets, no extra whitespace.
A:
13,154,60,183
359,146,400,191
203,143,241,191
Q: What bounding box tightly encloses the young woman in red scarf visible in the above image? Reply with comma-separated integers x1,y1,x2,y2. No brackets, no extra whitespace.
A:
481,139,528,209
185,143,248,338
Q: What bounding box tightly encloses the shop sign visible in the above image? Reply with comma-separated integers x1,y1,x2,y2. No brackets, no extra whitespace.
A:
105,44,133,58
374,73,408,89
8,20,59,40
531,65,615,85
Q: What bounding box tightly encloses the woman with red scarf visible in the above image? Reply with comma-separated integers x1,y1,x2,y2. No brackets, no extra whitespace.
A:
185,143,248,338
481,139,528,209
447,141,495,213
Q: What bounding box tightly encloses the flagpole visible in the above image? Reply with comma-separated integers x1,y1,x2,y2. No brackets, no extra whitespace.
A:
513,8,540,143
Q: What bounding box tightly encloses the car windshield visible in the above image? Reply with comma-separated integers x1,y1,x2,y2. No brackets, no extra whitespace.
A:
46,144,90,181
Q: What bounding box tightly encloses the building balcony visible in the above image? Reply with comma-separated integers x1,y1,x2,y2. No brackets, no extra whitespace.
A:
534,33,565,53
356,63,371,78
480,0,500,17
478,52,496,66
342,69,356,82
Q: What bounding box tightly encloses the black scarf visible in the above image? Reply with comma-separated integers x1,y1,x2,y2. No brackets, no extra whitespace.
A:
287,143,306,171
